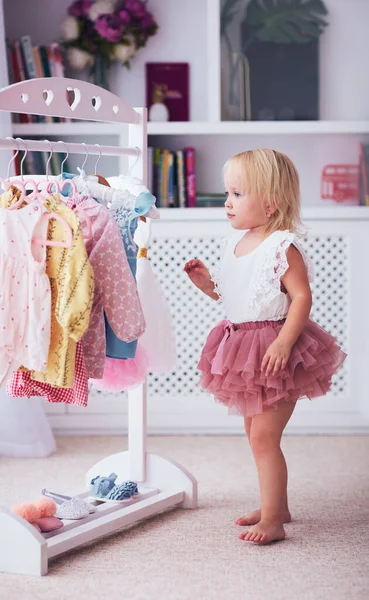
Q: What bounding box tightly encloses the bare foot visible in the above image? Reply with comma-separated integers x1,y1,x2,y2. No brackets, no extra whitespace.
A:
239,520,286,544
235,508,291,526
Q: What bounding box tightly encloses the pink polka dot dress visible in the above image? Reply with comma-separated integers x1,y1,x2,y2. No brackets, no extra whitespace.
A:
0,201,51,386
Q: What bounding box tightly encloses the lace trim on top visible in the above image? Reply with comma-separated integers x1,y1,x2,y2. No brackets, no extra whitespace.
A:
210,268,222,301
248,232,313,320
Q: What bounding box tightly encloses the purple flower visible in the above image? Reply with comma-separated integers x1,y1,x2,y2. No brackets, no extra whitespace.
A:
118,9,131,26
95,14,124,43
68,0,93,18
124,0,146,18
140,13,155,29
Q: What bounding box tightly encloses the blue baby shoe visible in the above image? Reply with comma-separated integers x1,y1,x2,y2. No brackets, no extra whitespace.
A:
90,473,117,498
124,481,139,495
105,481,139,501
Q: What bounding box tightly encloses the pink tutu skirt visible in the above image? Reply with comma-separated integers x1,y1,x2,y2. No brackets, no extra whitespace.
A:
197,319,347,417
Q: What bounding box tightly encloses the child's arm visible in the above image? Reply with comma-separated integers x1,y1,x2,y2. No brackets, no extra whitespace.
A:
184,259,220,301
261,245,312,376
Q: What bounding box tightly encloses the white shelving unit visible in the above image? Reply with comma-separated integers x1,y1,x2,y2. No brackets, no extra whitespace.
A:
12,120,369,137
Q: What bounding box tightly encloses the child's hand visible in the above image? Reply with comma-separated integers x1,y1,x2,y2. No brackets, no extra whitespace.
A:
184,259,211,292
261,338,292,376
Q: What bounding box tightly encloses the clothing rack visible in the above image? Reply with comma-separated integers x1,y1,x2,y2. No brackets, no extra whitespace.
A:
0,78,197,577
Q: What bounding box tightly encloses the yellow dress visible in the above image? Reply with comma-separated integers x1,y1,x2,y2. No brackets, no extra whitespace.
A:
0,189,94,387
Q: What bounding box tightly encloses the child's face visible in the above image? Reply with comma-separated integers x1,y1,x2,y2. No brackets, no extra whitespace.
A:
224,169,268,231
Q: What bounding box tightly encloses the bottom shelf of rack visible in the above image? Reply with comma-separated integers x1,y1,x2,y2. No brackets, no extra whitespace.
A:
47,488,184,559
0,450,198,576
0,488,184,576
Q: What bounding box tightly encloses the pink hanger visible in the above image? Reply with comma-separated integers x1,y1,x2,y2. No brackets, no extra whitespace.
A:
74,205,93,241
48,141,92,241
32,210,73,249
46,178,78,196
0,177,27,209
14,138,73,249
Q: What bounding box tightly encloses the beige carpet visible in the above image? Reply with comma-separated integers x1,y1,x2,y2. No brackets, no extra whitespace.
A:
0,435,368,600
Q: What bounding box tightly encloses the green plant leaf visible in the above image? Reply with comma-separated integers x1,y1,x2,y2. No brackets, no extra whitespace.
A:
245,0,329,44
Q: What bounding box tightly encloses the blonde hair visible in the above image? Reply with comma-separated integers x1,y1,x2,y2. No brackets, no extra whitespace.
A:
224,149,303,235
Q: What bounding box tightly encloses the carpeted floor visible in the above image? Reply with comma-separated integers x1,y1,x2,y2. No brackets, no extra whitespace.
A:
0,435,369,600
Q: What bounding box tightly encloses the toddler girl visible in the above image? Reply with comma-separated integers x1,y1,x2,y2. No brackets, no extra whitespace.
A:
184,149,346,545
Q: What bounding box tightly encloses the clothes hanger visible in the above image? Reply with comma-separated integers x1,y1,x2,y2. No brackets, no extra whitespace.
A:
89,144,110,187
129,147,140,177
0,138,72,247
30,139,73,249
8,136,58,187
55,140,92,241
84,146,142,208
45,140,78,197
0,137,28,209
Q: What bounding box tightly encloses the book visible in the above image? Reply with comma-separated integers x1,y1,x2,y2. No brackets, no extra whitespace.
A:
360,143,369,206
39,45,52,77
161,149,170,207
48,43,65,78
20,35,37,79
14,40,26,81
158,150,164,207
6,39,15,84
147,147,154,193
168,151,175,207
153,148,161,203
176,150,186,208
20,35,42,123
146,63,189,121
184,147,196,207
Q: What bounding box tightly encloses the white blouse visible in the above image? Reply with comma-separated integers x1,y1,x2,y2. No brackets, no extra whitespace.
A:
213,229,314,324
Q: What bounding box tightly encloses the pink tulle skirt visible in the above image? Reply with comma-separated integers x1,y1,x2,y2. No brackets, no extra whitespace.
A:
197,319,347,417
90,345,149,393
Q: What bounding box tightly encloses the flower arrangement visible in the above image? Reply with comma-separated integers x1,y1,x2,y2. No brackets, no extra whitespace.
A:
61,0,158,89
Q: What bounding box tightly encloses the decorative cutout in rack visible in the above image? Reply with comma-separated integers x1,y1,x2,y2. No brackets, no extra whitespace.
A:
0,77,140,124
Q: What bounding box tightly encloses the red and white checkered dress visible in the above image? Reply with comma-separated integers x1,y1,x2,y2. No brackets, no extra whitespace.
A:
6,341,88,407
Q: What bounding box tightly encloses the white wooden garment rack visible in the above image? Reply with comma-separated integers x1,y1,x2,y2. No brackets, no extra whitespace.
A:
0,78,197,576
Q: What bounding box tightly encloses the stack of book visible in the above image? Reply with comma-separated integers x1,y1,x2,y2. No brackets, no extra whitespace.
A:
6,35,68,124
360,143,369,206
148,146,196,208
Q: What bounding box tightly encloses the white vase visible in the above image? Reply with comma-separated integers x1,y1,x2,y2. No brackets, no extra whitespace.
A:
149,102,169,122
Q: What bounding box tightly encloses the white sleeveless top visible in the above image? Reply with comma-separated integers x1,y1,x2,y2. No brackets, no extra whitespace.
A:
213,229,314,324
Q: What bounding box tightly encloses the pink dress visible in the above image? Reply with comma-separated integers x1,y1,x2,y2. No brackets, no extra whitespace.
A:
198,229,347,417
0,201,51,386
70,196,146,379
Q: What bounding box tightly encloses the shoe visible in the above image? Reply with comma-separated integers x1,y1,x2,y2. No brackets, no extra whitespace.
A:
105,481,139,501
41,489,96,517
90,473,117,498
